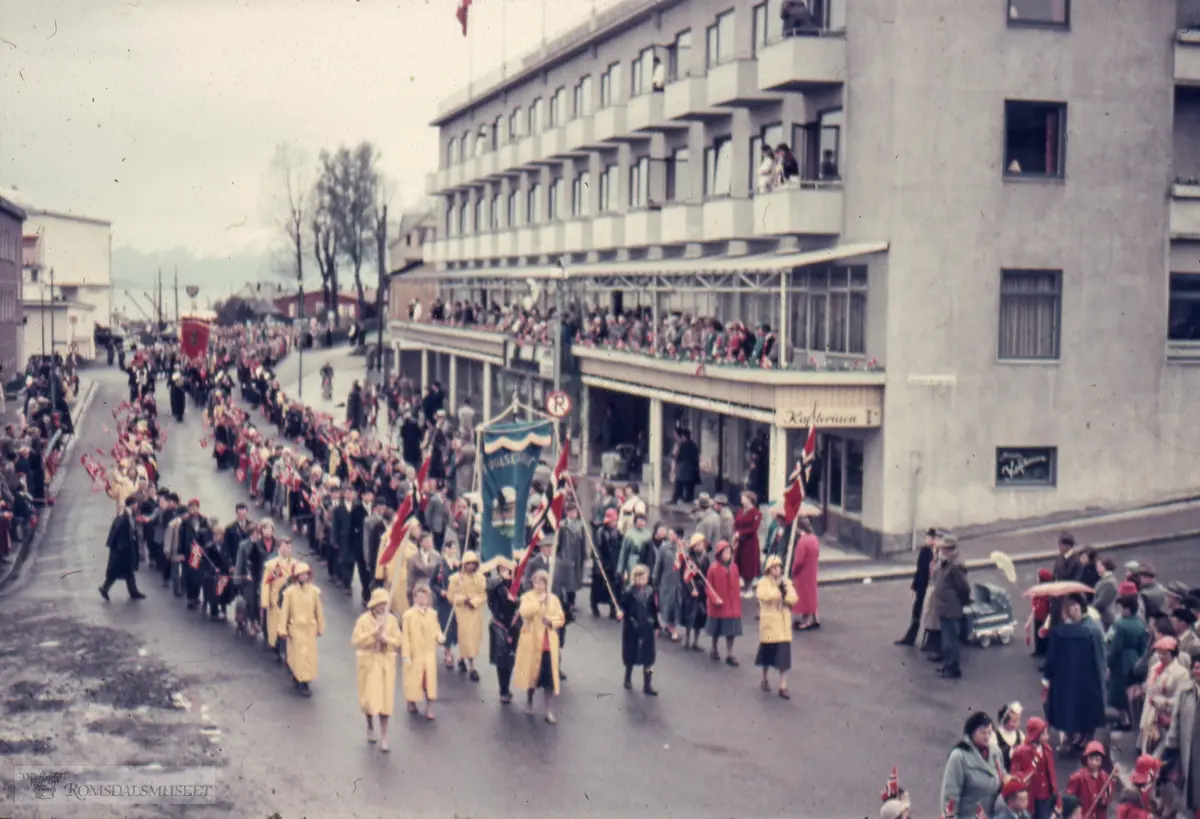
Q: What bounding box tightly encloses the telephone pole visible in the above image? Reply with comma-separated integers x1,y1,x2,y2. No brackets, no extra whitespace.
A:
376,203,388,378
156,267,163,330
174,266,179,323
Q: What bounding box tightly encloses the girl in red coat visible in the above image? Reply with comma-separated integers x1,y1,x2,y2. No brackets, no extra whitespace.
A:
791,518,820,630
1009,717,1057,819
733,491,762,596
1066,741,1114,819
705,541,743,666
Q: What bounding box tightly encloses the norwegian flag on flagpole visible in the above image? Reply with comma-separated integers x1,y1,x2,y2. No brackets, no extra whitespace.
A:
510,438,570,597
782,418,816,524
375,455,432,570
940,799,955,819
455,0,472,36
974,805,987,819
881,766,899,802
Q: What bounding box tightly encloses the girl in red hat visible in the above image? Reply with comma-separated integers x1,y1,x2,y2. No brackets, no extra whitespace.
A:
1066,741,1114,818
1009,717,1057,819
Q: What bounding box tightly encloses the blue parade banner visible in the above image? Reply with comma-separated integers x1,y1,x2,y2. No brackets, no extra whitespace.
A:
479,420,554,562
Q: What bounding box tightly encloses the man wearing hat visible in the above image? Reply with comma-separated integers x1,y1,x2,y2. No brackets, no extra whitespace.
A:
930,534,970,679
694,493,721,549
179,498,209,610
993,779,1031,819
895,528,940,647
1138,564,1167,618
590,508,622,619
100,496,147,601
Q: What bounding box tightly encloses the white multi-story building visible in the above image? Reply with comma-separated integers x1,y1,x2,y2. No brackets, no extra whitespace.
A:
19,207,113,361
390,0,1200,556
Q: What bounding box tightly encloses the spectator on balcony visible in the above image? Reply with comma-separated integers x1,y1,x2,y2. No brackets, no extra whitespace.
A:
756,145,778,194
820,149,840,181
776,144,800,185
781,0,820,37
652,58,666,92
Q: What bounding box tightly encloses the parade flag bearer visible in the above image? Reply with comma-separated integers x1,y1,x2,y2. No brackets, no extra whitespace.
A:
279,561,324,696
401,583,444,721
755,554,798,699
352,587,403,752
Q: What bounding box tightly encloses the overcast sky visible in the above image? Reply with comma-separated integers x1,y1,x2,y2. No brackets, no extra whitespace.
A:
1,0,616,259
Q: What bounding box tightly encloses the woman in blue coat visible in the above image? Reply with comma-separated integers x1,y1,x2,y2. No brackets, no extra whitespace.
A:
1106,593,1148,730
1044,595,1107,751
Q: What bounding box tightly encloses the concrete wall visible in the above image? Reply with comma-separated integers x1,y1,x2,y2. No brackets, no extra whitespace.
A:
25,213,111,288
843,0,1192,545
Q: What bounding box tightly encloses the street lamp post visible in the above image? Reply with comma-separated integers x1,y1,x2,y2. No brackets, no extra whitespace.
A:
297,274,305,398
49,267,57,411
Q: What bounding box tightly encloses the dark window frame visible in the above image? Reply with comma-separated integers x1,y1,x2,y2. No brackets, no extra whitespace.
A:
998,268,1062,361
1006,0,1070,28
1003,99,1068,180
995,446,1058,488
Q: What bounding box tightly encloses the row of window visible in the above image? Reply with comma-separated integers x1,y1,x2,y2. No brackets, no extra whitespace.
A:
444,112,844,236
0,225,20,266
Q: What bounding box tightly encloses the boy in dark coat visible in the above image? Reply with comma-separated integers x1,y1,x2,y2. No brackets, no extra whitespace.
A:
619,564,658,695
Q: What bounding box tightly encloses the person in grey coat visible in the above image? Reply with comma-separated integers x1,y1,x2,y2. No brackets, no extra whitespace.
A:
694,494,721,548
424,483,451,551
555,504,588,607
1165,654,1200,814
941,711,1003,819
1091,558,1119,629
713,494,735,546
653,526,686,641
931,537,972,680
454,437,476,500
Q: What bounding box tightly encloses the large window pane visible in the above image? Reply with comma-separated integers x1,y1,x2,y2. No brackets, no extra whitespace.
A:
1004,100,1067,178
844,439,863,513
827,437,843,507
669,148,689,201
1169,274,1200,340
1008,0,1069,25
848,291,866,354
828,291,847,353
670,30,691,80
808,293,827,351
998,270,1061,359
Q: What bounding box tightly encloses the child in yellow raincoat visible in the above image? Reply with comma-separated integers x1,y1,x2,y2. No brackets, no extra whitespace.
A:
513,570,566,724
279,561,324,696
401,583,444,720
755,555,798,699
448,550,488,682
376,518,422,617
260,534,295,663
351,587,403,751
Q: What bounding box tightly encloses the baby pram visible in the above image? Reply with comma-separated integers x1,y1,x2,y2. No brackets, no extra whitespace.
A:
962,582,1016,648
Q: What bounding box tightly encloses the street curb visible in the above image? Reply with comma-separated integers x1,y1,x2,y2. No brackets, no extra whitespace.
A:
0,379,98,593
814,530,1200,587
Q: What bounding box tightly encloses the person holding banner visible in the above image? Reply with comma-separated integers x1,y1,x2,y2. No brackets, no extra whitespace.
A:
279,561,324,697
376,518,422,617
514,569,566,724
351,587,403,751
448,551,487,682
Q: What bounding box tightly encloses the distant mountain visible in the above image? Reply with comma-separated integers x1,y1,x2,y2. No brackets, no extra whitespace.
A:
112,246,281,306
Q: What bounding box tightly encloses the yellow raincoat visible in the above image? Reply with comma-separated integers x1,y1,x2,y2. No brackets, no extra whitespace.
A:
755,576,799,644
448,568,488,660
107,474,135,515
376,522,421,617
260,555,296,649
512,591,566,695
351,609,402,716
400,605,441,702
279,581,324,683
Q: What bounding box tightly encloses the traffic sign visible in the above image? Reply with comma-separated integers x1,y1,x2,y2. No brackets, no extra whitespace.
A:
545,390,572,418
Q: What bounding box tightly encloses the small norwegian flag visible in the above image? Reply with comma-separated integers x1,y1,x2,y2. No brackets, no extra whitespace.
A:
188,545,203,570
975,805,987,819
215,576,230,597
940,799,955,819
199,437,209,449
215,443,227,455
881,766,899,802
235,469,245,483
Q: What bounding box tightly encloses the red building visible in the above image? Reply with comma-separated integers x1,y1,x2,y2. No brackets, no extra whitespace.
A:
273,290,372,323
0,198,25,374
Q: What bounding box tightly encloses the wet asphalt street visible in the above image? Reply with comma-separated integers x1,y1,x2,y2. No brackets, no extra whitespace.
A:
4,358,1200,819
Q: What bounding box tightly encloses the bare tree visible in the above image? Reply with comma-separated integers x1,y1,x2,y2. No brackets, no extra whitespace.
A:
264,143,311,290
318,143,381,324
311,166,339,326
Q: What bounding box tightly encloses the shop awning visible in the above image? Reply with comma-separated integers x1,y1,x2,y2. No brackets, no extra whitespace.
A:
414,241,889,282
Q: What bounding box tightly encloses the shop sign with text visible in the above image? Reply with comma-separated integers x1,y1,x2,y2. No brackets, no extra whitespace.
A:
774,407,882,428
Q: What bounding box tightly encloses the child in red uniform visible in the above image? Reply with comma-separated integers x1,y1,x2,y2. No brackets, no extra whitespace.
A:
1009,717,1058,819
1066,741,1114,818
1116,755,1161,819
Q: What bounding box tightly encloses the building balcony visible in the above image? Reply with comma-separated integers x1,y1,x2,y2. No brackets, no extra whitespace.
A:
497,229,515,257
707,59,770,107
664,77,722,121
1171,183,1200,239
626,93,664,133
479,232,498,259
752,184,844,237
428,238,448,264
592,105,628,144
517,136,542,168
542,127,566,158
517,226,539,257
1177,30,1200,86
538,223,565,256
447,163,465,189
462,234,480,260
390,320,507,363
497,143,519,175
701,198,754,240
661,203,704,244
425,171,438,196
563,218,593,253
624,209,662,247
593,214,625,249
446,237,464,263
564,116,595,154
756,34,847,91
475,151,497,179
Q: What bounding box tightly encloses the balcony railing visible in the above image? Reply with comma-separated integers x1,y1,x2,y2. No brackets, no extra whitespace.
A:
753,182,844,236
1177,29,1200,86
757,31,847,91
1170,183,1200,239
701,198,754,241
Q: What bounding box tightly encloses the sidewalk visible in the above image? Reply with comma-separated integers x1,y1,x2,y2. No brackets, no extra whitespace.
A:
279,351,1200,584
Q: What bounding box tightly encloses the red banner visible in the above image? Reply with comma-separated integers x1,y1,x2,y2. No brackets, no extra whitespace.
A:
180,318,212,360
